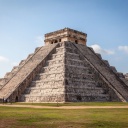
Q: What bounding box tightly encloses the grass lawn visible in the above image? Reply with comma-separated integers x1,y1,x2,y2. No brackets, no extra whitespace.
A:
10,102,128,107
0,106,128,128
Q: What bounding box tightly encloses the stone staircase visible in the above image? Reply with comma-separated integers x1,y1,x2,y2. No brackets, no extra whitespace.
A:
20,42,111,102
0,51,38,90
0,43,58,102
20,43,65,102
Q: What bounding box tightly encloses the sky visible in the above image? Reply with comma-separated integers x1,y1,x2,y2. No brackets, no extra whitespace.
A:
0,0,128,78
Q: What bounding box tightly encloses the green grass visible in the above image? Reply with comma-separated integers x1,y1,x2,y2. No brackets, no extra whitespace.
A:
11,102,128,106
0,106,128,128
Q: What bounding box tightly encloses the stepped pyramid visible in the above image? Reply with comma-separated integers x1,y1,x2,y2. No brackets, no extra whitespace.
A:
0,28,128,102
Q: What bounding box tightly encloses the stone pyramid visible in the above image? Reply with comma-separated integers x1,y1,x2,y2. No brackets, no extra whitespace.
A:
0,28,128,103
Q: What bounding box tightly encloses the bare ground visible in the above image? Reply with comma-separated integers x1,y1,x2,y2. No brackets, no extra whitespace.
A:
0,104,128,109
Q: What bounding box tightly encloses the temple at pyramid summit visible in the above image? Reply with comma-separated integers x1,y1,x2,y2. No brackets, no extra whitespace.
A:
0,28,128,103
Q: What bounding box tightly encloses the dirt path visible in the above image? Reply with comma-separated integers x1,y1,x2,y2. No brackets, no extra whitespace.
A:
0,104,128,109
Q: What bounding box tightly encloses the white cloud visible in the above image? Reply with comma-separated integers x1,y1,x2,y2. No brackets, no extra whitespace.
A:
118,46,128,53
90,44,115,55
0,56,9,62
35,36,44,46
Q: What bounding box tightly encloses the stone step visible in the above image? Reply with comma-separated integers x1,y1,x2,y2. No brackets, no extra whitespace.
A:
34,76,64,81
51,52,79,60
26,53,34,60
25,88,65,94
34,47,41,53
26,86,104,90
65,66,90,74
31,79,98,87
40,69,64,75
120,78,128,86
56,46,69,51
0,78,8,86
66,88,106,94
25,90,106,96
22,92,109,98
66,93,109,97
11,66,19,73
42,63,88,73
40,68,90,76
30,80,64,87
23,91,65,97
19,60,26,67
25,86,104,92
36,72,65,80
41,66,64,73
45,58,85,67
4,72,14,79
66,94,110,102
65,79,98,86
45,62,63,68
65,59,85,66
46,57,84,66
49,53,81,62
51,53,64,59
34,77,96,83
36,71,93,81
65,53,80,60
65,72,94,80
30,79,96,88
46,58,64,66
29,84,64,89
56,46,76,53
103,60,110,67
21,95,109,102
20,94,65,102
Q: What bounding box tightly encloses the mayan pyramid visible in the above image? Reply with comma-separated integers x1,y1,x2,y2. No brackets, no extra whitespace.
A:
0,28,128,103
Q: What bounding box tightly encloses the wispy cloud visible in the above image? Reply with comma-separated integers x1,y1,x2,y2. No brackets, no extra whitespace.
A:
35,36,44,46
0,56,9,62
118,46,128,53
90,44,115,55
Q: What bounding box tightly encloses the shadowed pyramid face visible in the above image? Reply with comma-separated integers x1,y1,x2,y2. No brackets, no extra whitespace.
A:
44,28,87,45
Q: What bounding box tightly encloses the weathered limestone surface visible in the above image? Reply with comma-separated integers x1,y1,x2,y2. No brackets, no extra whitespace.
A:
20,43,65,102
64,42,120,102
103,60,110,67
0,41,128,102
0,78,8,89
45,28,87,45
20,42,124,102
121,74,128,86
74,43,128,102
125,73,128,80
0,43,58,101
1,27,128,103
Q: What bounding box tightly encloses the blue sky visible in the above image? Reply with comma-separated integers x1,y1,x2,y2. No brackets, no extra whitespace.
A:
0,0,128,77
